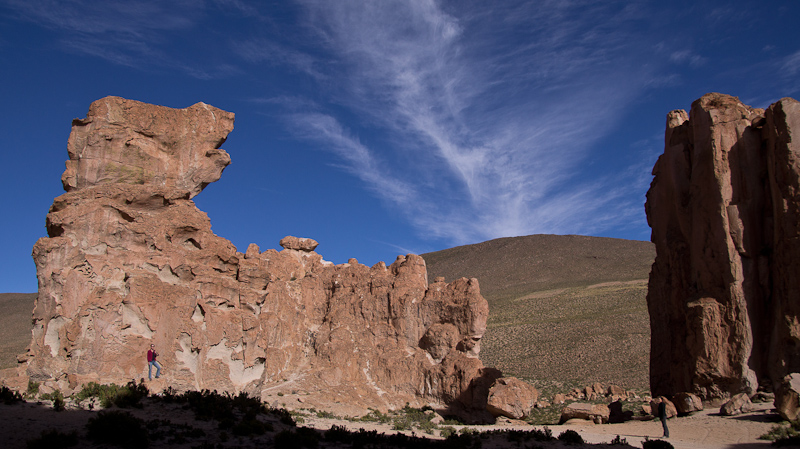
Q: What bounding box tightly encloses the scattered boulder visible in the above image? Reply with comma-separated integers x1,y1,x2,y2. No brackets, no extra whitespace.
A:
672,392,703,415
486,377,540,419
559,402,610,424
720,392,753,416
607,384,627,400
650,397,677,419
553,393,566,404
775,373,800,421
646,93,800,400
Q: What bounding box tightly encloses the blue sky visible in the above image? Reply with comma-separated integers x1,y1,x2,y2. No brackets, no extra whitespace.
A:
1,1,798,293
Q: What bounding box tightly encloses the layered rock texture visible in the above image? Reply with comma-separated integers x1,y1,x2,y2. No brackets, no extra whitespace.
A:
15,96,497,420
646,93,800,400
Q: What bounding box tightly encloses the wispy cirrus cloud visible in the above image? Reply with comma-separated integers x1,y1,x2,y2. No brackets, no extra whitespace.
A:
2,0,235,79
283,0,660,245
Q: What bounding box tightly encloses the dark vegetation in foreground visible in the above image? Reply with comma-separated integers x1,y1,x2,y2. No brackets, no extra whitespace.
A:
3,383,644,449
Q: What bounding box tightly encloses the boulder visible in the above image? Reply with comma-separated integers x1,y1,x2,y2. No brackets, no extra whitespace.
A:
646,93,800,400
775,373,800,421
607,384,627,399
672,392,703,415
486,377,539,419
559,402,610,424
608,400,633,424
6,96,498,422
650,397,677,419
720,392,753,416
553,393,566,404
279,236,319,252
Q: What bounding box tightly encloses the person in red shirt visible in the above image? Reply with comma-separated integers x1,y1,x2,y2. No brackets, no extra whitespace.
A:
147,344,162,380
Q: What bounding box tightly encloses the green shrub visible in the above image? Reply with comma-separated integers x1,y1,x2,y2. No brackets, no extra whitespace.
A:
439,426,456,439
610,434,629,445
323,424,351,443
761,419,800,441
1,385,23,404
27,380,39,397
274,427,320,449
642,437,674,449
26,429,78,449
86,410,148,448
774,435,800,447
557,429,584,444
40,389,65,411
75,380,148,408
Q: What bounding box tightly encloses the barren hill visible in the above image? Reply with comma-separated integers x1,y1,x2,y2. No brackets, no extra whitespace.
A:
422,234,655,391
0,293,36,369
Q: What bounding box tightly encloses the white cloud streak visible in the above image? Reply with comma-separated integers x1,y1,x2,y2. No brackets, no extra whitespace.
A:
287,0,659,245
2,0,233,79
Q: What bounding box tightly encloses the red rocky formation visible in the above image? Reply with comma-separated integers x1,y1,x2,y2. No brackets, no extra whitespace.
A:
11,96,498,421
646,93,800,400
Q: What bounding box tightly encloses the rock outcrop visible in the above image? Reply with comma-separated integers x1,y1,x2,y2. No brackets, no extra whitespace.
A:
12,96,498,421
775,373,800,421
646,93,800,400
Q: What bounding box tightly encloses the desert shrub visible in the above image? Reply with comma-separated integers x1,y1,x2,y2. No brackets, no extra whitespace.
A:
391,405,435,432
86,410,148,448
557,429,584,444
610,434,629,445
274,427,320,449
441,432,482,449
26,429,78,449
26,380,39,397
40,389,65,411
75,380,148,408
774,436,800,447
146,418,205,444
1,385,23,404
323,424,351,443
642,438,674,449
501,428,555,443
232,416,271,436
439,426,456,439
359,408,391,423
761,419,800,442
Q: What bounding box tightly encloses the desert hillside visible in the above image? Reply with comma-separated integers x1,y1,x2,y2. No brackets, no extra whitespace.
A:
423,234,655,391
0,293,36,369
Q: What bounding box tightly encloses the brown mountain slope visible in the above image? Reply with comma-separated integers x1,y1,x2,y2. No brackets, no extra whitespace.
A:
0,293,36,369
422,234,655,391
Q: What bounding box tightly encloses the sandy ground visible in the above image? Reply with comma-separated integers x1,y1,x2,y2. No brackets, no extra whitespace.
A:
0,398,781,449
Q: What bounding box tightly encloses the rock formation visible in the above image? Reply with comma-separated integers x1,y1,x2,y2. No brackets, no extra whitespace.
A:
12,96,499,421
646,93,800,400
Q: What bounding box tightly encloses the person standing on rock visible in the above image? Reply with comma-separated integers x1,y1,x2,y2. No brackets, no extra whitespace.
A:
147,344,162,380
658,397,670,438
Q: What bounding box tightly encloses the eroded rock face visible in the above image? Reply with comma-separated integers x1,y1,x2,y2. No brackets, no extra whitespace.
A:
15,96,495,421
646,93,800,400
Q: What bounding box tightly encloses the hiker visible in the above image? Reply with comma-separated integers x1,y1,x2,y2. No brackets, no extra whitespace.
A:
147,344,162,380
658,397,670,438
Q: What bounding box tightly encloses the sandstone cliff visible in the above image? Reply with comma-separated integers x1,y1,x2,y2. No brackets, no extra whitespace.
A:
13,96,498,421
646,93,800,400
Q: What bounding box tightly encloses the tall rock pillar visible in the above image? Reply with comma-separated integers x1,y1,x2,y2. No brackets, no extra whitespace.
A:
647,93,800,400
